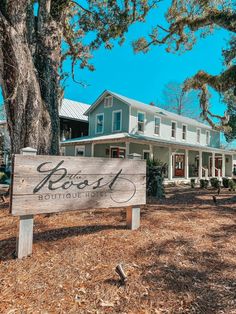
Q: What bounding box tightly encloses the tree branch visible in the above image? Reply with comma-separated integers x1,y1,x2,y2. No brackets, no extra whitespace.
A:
184,65,236,93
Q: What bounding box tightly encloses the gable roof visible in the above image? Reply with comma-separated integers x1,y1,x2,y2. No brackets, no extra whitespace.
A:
85,90,213,130
60,99,90,122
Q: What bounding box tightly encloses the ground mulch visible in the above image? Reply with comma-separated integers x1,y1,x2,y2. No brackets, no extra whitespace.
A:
0,187,236,314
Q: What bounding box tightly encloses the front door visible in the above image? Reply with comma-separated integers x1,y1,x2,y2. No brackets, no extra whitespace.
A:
174,154,185,177
110,147,126,158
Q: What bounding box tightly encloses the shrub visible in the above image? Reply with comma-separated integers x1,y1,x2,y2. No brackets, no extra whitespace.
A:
222,177,229,188
210,177,221,189
200,179,209,189
229,179,236,192
0,172,7,184
190,178,195,188
147,159,166,199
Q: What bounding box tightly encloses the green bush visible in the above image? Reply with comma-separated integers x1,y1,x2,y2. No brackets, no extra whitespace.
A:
190,178,196,188
147,159,166,199
0,172,7,184
210,177,221,188
222,177,229,188
229,179,236,192
200,179,209,189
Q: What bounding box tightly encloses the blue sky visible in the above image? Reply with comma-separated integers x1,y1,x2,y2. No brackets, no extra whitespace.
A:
0,2,233,145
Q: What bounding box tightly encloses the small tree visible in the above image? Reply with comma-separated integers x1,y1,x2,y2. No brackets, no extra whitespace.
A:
160,81,201,120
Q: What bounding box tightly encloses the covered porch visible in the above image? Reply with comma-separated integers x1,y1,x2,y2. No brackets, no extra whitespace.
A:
62,133,234,181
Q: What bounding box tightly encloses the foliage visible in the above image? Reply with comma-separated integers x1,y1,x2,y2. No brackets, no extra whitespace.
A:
210,177,220,189
190,178,195,188
0,171,7,183
133,0,236,132
200,179,209,189
228,179,236,192
222,177,229,188
146,159,166,199
0,0,158,153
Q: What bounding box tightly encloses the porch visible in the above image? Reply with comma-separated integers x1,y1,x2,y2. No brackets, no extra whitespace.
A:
89,141,233,181
63,133,234,181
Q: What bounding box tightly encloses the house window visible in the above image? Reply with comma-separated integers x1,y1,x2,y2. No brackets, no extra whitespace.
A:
104,96,113,108
138,112,145,132
75,145,85,156
182,124,187,140
143,151,150,160
112,110,122,132
171,122,176,138
154,117,160,135
197,128,201,143
206,130,210,145
96,113,104,134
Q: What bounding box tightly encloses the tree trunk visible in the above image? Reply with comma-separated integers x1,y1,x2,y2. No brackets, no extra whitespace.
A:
0,1,63,155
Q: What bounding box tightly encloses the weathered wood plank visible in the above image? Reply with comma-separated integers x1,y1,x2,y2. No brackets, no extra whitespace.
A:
11,155,146,216
17,215,34,258
126,207,140,230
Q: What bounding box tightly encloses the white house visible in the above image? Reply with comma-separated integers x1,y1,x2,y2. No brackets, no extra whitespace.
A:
61,90,236,182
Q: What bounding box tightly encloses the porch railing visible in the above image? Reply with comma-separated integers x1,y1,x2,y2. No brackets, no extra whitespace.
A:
202,167,209,179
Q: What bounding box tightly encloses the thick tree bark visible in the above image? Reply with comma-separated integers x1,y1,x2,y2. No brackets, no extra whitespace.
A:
0,0,63,155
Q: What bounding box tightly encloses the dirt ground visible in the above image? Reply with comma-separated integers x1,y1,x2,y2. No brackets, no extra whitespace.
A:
0,186,236,314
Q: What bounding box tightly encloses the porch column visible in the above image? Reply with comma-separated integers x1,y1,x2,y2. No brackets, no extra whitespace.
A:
199,151,202,179
185,149,189,179
91,143,94,157
149,144,154,160
222,154,225,177
125,142,130,158
212,152,215,177
168,147,173,180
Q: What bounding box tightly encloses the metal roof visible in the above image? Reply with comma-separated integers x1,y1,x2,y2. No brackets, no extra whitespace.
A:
86,90,213,130
60,99,90,122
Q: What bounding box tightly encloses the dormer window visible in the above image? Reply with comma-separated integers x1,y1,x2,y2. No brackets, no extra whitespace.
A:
104,96,113,108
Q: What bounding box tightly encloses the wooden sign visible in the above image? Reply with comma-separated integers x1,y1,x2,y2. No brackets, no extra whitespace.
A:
11,155,146,216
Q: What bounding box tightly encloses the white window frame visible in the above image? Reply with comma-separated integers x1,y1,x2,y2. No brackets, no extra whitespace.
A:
143,150,150,160
137,111,145,133
196,128,201,143
182,124,187,141
112,109,122,132
171,121,177,139
95,113,104,134
154,116,161,136
206,130,210,145
104,96,113,108
75,145,85,157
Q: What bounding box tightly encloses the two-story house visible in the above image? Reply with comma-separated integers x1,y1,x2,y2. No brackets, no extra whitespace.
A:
61,90,236,182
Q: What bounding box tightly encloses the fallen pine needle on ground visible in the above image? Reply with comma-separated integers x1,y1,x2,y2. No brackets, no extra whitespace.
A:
0,186,236,313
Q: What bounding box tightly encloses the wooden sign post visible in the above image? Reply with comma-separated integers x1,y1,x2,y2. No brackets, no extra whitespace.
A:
11,149,146,258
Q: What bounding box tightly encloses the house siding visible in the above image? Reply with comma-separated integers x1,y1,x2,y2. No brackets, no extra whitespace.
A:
129,106,221,148
89,98,129,137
